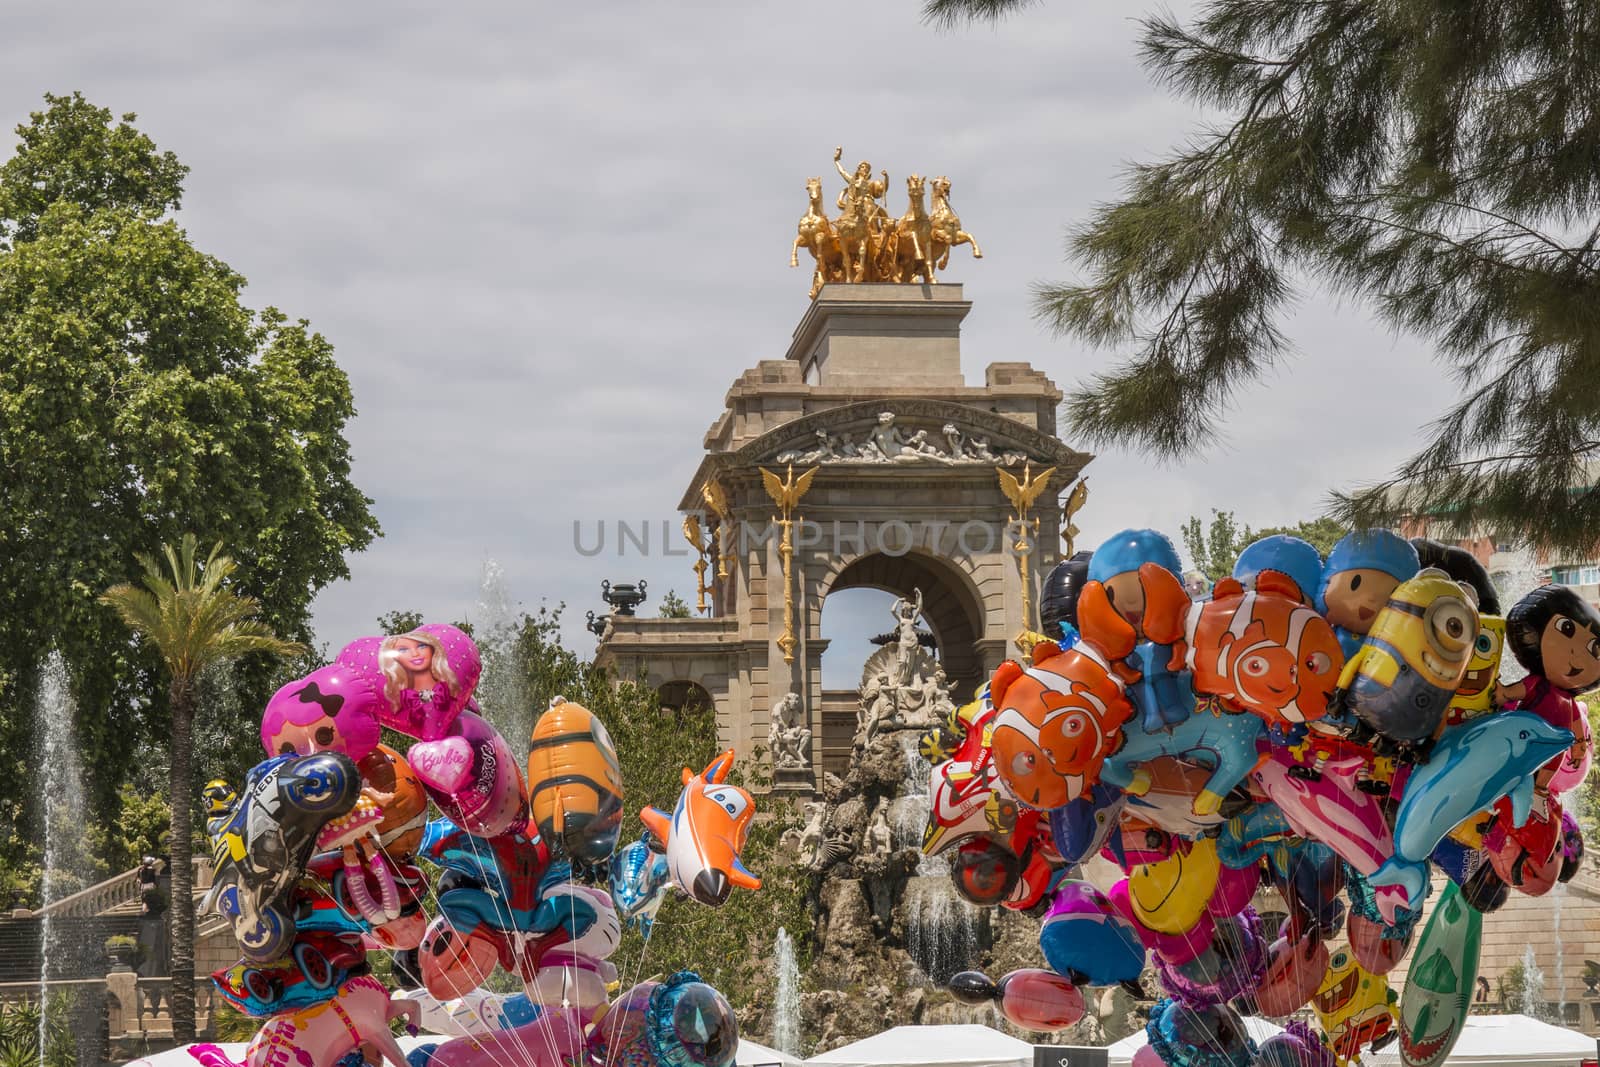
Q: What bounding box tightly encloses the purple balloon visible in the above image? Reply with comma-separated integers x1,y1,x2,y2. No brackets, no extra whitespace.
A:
1155,908,1264,1006
259,664,383,760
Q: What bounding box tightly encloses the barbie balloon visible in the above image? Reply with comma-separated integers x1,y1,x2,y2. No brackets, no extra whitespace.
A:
414,710,529,838
339,623,482,742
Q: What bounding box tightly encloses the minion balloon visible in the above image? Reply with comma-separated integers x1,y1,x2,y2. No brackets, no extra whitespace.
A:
1335,568,1479,746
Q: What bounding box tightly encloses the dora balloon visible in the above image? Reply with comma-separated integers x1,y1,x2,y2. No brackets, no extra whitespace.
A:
1500,584,1600,794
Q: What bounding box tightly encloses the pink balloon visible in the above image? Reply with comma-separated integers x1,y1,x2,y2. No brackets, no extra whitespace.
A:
1207,858,1260,917
1132,1045,1165,1067
421,711,528,838
1347,912,1410,975
259,664,383,761
420,917,500,1001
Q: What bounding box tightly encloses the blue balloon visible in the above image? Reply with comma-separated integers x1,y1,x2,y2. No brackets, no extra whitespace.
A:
1371,711,1572,904
1233,534,1323,602
610,835,672,935
1146,998,1257,1067
1099,701,1264,818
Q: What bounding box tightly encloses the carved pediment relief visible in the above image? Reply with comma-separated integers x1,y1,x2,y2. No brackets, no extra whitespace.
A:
736,400,1074,469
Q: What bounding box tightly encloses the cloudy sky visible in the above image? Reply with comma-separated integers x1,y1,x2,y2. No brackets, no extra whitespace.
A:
4,2,1452,685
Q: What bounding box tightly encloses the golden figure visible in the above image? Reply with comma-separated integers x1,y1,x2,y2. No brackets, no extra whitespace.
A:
792,177,847,299
761,463,819,664
887,174,936,284
996,461,1057,654
682,515,711,615
930,176,983,271
833,146,890,283
1060,477,1089,556
702,479,733,580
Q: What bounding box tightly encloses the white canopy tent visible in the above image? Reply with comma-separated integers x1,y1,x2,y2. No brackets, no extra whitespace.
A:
1106,1016,1285,1067
739,1036,806,1066
1364,1014,1597,1066
806,1024,1035,1067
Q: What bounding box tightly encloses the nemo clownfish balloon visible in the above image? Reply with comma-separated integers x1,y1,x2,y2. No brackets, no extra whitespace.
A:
527,697,625,865
640,749,760,907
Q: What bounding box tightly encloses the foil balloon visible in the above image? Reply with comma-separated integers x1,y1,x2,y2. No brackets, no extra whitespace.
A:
1206,856,1259,918
338,623,481,742
1257,1020,1335,1067
1311,946,1398,1065
1253,933,1329,1018
1077,528,1191,733
1145,997,1257,1067
1347,912,1410,975
1109,878,1215,967
527,697,625,864
414,710,529,838
210,932,364,1019
418,916,500,1001
586,972,739,1067
1502,585,1600,793
1097,698,1264,818
1141,567,1343,730
239,974,415,1067
1335,568,1478,745
1048,782,1126,865
1319,530,1422,659
995,969,1085,1031
260,664,384,761
1127,838,1221,936
1235,534,1324,606
986,647,1134,809
1397,881,1482,1067
201,752,362,964
1372,710,1572,906
610,835,673,934
1154,909,1264,1007
640,750,760,906
1126,757,1244,836
1038,881,1146,987
947,970,1000,1003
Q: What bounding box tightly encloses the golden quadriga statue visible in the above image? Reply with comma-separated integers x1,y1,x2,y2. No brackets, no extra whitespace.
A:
790,147,983,298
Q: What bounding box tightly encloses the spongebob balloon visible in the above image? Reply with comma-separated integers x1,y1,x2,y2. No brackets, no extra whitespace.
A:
1312,945,1398,1065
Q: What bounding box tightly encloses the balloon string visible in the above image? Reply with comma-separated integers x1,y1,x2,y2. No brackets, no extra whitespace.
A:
604,894,664,1067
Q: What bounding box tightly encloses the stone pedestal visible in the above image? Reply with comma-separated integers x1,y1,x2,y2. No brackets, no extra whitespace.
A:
773,765,816,793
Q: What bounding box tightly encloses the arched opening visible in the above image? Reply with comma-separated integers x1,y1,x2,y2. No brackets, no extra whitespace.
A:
656,680,712,717
814,551,987,778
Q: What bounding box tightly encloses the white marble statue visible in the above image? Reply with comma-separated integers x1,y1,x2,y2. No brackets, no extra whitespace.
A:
861,798,893,858
890,589,924,687
768,691,811,769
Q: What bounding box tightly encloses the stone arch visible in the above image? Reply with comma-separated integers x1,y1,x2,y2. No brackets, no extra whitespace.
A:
656,679,713,716
819,549,988,697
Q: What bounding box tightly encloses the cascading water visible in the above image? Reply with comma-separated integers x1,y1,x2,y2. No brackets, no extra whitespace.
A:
895,733,981,983
36,651,88,1065
773,927,802,1055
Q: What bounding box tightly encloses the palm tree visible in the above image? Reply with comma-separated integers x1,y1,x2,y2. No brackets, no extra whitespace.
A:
100,535,306,1042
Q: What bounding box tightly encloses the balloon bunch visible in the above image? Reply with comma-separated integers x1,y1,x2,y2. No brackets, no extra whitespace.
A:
199,622,758,1067
932,529,1599,1066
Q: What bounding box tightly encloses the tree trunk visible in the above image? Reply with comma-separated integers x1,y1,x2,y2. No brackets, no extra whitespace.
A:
168,681,196,1042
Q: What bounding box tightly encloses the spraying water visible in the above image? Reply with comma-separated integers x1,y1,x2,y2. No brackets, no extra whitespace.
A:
773,927,802,1055
1521,943,1546,1019
36,652,89,1066
473,558,530,745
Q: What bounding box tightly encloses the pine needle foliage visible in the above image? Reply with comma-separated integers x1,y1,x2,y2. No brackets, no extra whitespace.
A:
931,0,1600,552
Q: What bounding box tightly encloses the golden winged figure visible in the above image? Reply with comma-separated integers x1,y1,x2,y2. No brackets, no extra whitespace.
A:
995,462,1056,515
701,478,731,523
682,514,706,553
761,464,819,513
1060,477,1089,554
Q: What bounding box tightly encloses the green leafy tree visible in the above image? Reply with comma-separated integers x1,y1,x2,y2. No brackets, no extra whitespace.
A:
1257,518,1346,558
658,589,693,618
925,1,1600,554
100,535,306,1042
1180,509,1254,582
0,93,378,890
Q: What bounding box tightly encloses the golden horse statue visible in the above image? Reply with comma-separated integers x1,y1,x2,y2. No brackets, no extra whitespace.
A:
930,176,983,270
886,174,936,284
792,176,846,298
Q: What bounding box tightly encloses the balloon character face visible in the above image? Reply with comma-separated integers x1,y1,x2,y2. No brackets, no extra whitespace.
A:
1235,534,1325,606
1506,584,1600,695
1338,569,1479,743
987,650,1133,809
1447,616,1505,724
357,744,429,859
1318,531,1421,643
1128,838,1220,936
211,932,363,1018
640,750,759,907
1312,947,1397,1064
527,698,625,864
260,665,384,761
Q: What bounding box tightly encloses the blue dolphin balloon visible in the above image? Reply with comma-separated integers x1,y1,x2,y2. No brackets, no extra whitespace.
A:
1370,711,1572,904
1099,701,1264,817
